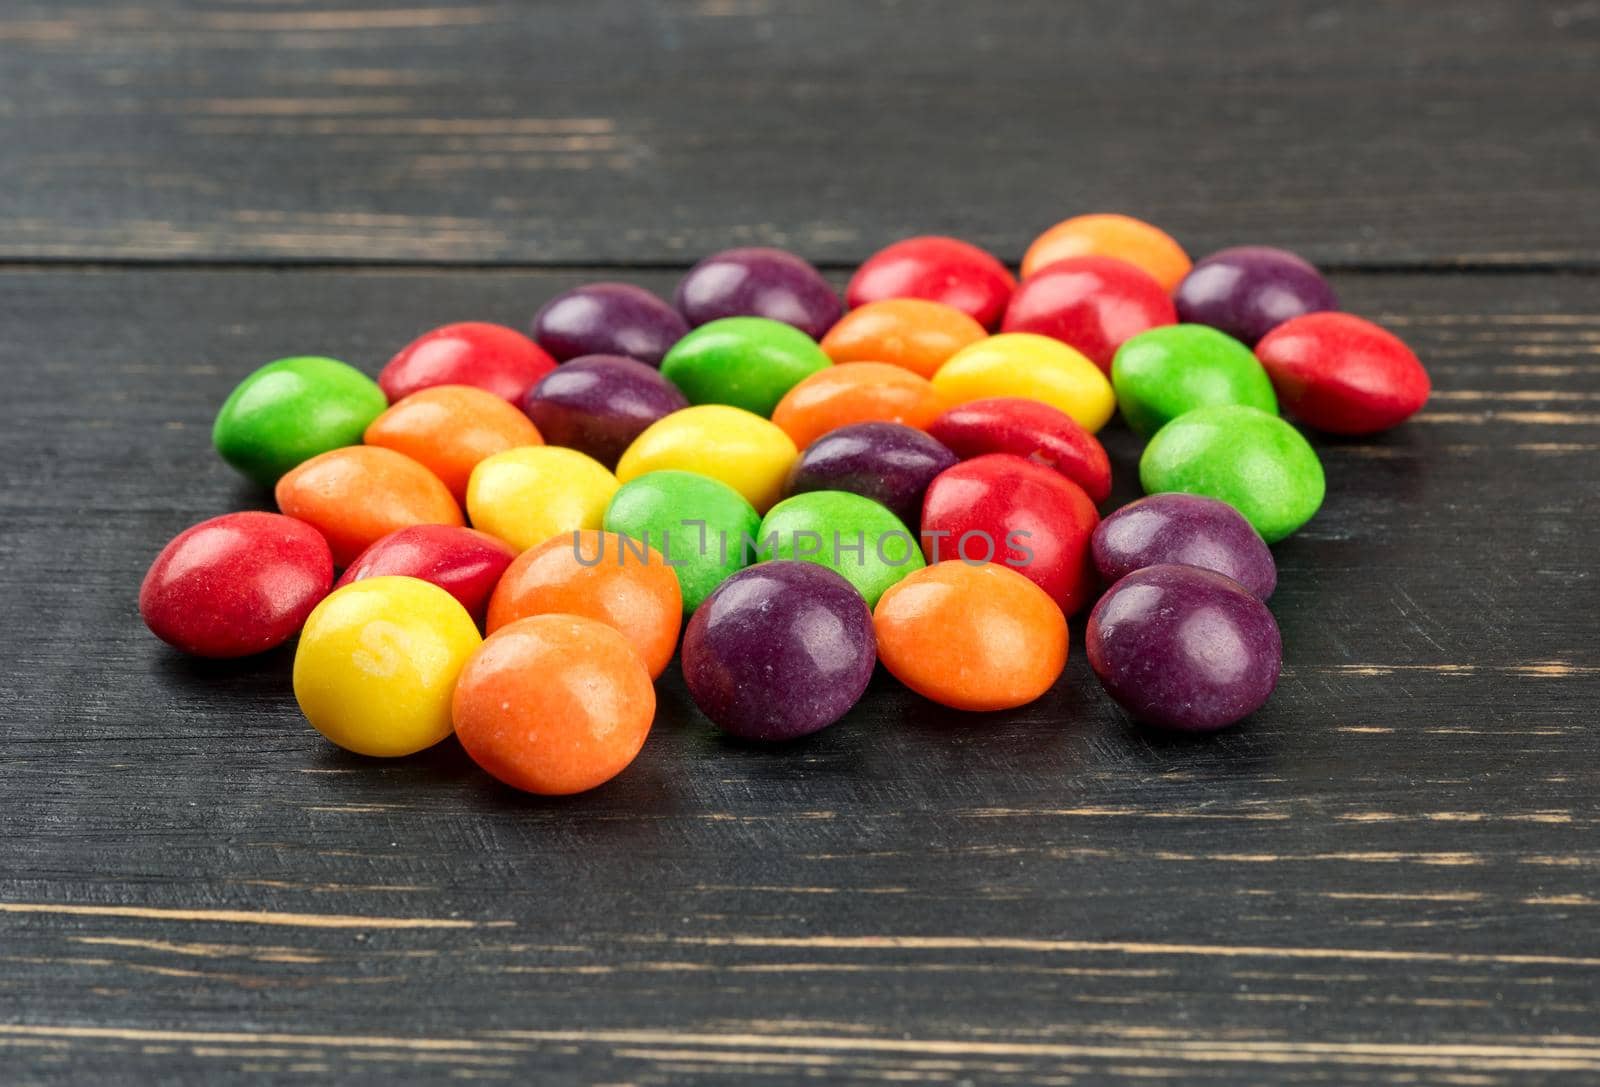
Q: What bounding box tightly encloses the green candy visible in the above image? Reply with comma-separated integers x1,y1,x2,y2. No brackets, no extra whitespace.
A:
660,317,831,417
1140,404,1324,544
756,490,924,607
212,356,386,487
603,469,761,612
1112,324,1277,437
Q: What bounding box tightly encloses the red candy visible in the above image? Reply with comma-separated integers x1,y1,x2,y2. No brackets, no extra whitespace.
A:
921,453,1100,615
378,321,557,404
1254,312,1431,434
927,397,1112,504
335,525,517,624
140,512,333,658
1002,256,1177,373
847,236,1017,330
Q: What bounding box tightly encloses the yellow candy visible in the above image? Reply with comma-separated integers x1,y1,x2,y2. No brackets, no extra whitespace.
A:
292,576,482,757
931,332,1116,433
615,404,797,513
466,445,619,551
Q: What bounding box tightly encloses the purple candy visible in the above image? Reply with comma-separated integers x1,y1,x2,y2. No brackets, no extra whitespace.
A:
1092,493,1276,600
1174,246,1339,345
531,282,689,366
522,355,688,469
682,561,876,742
1087,564,1281,732
784,422,957,528
675,247,843,340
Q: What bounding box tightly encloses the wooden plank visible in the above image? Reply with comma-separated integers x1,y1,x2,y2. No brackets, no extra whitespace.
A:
0,0,1596,265
0,266,1597,1083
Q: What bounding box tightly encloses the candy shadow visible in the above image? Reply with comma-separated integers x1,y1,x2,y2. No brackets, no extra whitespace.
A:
649,647,859,758
1116,715,1230,752
151,640,297,678
654,655,883,765
147,641,301,709
306,732,483,782
650,650,707,735
227,478,280,514
451,741,693,815
1107,702,1290,784
1095,419,1146,512
306,734,689,819
876,655,1112,779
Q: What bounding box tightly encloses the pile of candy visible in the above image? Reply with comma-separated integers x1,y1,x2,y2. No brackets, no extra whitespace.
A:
140,214,1431,795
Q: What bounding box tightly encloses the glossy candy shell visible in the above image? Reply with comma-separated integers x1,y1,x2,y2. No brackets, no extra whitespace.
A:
453,615,655,795
1021,213,1192,289
602,469,761,613
521,355,688,469
465,446,619,552
682,562,876,741
139,511,333,658
1111,324,1278,438
757,490,925,608
819,298,987,379
213,356,387,488
293,576,483,757
770,362,946,449
1254,312,1431,434
486,530,682,678
363,384,544,502
660,316,831,417
1086,564,1281,732
931,333,1115,433
1003,256,1178,373
616,405,797,513
335,525,517,624
1139,404,1324,544
1174,246,1339,346
784,422,958,527
873,562,1068,712
532,282,689,366
675,247,842,340
926,397,1112,504
275,446,463,567
378,322,556,404
920,453,1101,615
1091,493,1277,600
846,236,1016,330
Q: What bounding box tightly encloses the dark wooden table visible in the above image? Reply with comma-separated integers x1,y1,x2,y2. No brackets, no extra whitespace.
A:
3,2,1597,1083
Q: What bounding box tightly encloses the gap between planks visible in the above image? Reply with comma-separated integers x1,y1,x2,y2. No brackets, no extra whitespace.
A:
0,257,1597,276
5,902,1597,970
0,901,508,929
2,1023,1600,1074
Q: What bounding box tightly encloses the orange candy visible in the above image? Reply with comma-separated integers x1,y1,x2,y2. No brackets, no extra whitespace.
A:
873,562,1068,711
1021,213,1191,290
486,530,683,679
363,384,543,503
275,446,462,566
770,362,947,449
452,614,655,795
819,298,988,379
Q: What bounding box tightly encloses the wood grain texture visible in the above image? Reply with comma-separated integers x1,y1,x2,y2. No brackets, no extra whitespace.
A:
1,266,1597,1084
1,0,1597,265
